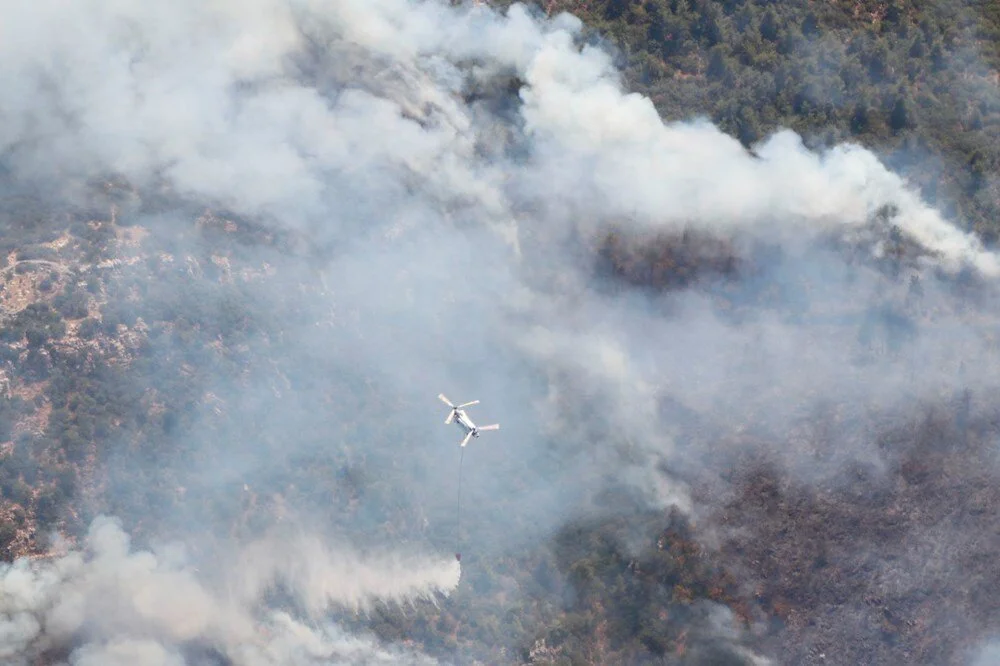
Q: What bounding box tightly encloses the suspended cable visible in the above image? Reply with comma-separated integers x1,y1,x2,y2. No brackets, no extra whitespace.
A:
455,445,465,562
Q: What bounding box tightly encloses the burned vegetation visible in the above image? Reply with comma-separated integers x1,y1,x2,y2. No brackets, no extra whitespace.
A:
4,0,1000,661
596,225,742,293
2,183,990,664
564,210,1000,664
703,398,1000,665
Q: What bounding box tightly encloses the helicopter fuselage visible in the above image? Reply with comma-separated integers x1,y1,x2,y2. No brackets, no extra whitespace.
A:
452,409,479,437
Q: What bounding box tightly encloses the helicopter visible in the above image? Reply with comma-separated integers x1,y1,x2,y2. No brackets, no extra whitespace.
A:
438,393,499,447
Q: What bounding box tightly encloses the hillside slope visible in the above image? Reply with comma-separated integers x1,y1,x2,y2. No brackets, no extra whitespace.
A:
2,2,1000,665
510,0,1000,243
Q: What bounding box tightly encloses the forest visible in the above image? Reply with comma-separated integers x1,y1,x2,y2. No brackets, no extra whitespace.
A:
517,0,1000,243
1,1,1000,665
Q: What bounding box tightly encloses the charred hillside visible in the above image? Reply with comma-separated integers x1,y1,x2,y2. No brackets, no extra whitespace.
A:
597,226,741,292
3,1,1000,666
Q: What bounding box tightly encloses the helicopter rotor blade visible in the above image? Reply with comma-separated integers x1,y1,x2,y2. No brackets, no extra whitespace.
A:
438,394,455,408
456,400,480,409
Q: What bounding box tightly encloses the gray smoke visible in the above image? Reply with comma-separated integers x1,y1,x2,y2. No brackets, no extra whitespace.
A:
1,0,999,662
0,515,457,665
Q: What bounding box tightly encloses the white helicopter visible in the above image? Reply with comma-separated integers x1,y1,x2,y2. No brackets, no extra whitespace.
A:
438,393,499,447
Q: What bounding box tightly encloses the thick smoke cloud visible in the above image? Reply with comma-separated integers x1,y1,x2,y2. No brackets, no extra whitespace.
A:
0,516,457,665
1,0,1000,663
5,0,995,271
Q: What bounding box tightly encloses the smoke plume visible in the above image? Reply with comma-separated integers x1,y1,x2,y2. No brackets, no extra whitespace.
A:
0,516,457,665
1,0,999,663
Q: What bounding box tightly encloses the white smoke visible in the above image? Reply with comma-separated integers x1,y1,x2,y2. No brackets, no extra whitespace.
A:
232,527,462,615
0,516,458,665
968,640,1000,666
2,0,1000,662
2,0,995,557
2,0,995,272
